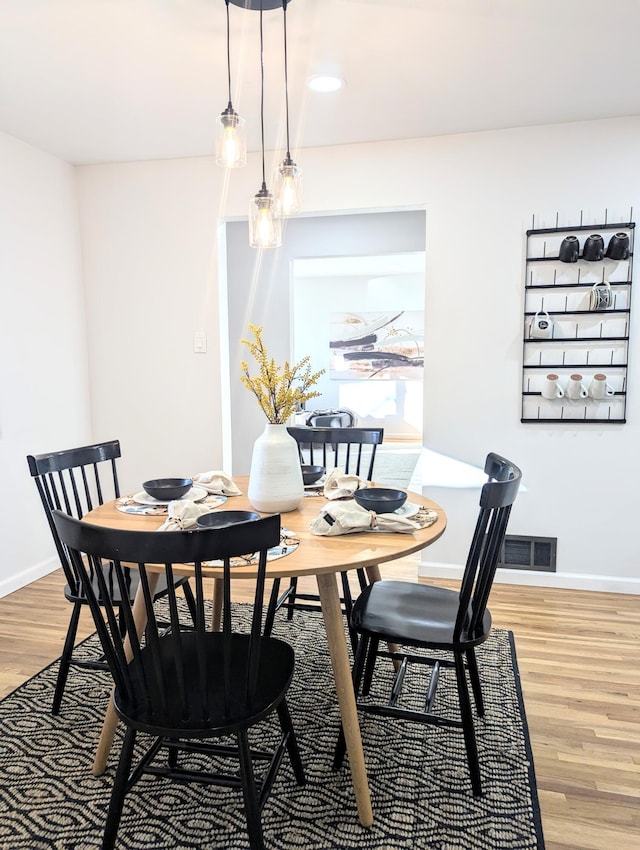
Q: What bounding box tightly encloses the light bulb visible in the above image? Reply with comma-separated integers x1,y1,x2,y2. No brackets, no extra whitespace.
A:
280,173,297,215
256,207,276,246
220,126,241,167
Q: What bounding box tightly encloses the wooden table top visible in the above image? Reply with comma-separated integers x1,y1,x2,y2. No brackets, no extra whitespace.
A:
84,476,447,581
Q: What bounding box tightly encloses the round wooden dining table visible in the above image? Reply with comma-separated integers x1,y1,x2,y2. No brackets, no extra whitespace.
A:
84,477,447,828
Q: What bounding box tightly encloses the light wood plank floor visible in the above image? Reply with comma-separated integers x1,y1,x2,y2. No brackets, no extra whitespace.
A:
1,561,638,850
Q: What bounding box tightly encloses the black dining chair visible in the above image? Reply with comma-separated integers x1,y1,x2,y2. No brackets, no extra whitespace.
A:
333,452,522,797
264,426,384,645
51,510,305,850
27,439,196,715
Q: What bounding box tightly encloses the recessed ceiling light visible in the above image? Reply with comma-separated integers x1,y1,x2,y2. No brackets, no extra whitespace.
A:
307,75,344,93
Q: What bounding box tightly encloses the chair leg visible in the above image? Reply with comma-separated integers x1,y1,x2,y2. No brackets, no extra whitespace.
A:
454,652,482,796
361,637,379,697
277,700,306,785
102,725,137,850
356,567,368,591
286,577,298,620
237,729,265,850
52,602,82,715
181,580,197,625
264,579,281,638
466,647,485,717
339,572,359,655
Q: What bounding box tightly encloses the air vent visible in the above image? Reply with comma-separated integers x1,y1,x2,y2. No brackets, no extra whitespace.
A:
499,535,557,572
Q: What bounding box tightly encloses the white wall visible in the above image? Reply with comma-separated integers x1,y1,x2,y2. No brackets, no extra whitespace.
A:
0,132,90,596
75,158,227,493
74,116,640,593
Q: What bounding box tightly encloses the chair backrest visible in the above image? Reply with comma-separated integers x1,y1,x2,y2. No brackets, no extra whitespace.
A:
455,452,522,641
51,511,282,728
303,408,357,428
286,426,384,481
27,440,122,592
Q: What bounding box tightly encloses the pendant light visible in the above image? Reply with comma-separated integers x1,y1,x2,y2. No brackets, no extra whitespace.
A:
249,0,282,248
273,0,302,215
216,0,246,168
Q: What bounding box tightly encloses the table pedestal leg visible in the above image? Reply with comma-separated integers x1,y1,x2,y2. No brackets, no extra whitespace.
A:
364,563,400,667
211,578,223,631
91,572,159,776
365,564,381,584
317,572,373,828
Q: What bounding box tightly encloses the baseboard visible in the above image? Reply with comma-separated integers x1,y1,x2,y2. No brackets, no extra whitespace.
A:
420,560,640,595
0,558,58,599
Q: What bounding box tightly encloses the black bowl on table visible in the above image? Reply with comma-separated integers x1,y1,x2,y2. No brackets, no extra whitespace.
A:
142,477,193,501
354,487,407,514
196,510,260,530
302,465,325,485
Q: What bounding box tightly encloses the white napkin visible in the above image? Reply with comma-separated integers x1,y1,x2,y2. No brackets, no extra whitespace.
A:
192,470,242,496
323,468,365,500
310,501,437,536
157,499,214,531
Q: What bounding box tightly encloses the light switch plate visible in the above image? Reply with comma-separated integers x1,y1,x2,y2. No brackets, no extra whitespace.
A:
193,331,207,353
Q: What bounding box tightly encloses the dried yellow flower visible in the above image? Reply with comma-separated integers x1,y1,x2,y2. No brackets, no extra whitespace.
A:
240,324,324,424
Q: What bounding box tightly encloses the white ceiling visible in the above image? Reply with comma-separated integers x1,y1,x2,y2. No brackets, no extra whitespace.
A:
1,0,640,166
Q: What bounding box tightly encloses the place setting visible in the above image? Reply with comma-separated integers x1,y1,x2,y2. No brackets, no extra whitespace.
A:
308,468,439,536
116,471,242,515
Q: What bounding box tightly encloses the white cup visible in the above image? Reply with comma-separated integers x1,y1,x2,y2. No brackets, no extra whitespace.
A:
566,373,588,400
541,373,564,400
589,373,615,399
529,309,553,339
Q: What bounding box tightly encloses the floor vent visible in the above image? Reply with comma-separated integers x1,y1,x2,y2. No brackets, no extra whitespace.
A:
499,535,557,572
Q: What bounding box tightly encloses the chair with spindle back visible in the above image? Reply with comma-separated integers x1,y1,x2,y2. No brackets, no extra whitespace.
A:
333,453,522,797
52,510,305,850
264,426,384,645
27,439,196,714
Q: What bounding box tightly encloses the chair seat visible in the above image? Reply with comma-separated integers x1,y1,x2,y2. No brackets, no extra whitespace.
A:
115,632,296,735
63,564,185,606
351,580,492,650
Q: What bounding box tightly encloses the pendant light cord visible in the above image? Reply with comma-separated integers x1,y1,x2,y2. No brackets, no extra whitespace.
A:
259,1,267,189
225,0,232,109
283,0,291,159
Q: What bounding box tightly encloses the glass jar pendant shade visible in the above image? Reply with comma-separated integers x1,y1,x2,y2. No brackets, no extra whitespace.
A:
274,154,302,215
249,184,282,248
216,105,246,168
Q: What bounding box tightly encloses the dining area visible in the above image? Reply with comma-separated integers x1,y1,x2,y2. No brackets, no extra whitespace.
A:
11,410,534,850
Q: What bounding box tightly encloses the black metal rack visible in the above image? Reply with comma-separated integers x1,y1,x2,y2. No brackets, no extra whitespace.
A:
521,211,634,424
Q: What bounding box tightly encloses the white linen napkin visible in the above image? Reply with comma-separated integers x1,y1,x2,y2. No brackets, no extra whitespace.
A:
323,468,365,500
157,499,214,531
192,470,242,496
310,501,438,536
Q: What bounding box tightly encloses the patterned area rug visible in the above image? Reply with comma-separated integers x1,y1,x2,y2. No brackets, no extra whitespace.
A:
0,606,544,850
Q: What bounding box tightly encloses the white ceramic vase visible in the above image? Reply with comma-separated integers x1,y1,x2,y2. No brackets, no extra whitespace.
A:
247,423,304,513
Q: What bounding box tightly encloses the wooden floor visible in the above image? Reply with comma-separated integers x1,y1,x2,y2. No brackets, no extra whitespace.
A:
1,561,638,850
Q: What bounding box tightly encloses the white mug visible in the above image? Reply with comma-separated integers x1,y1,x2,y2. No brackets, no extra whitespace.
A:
541,373,564,400
566,373,588,400
529,309,553,339
589,373,615,400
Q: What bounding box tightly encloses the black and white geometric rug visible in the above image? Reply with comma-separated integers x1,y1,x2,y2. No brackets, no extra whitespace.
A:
0,606,545,850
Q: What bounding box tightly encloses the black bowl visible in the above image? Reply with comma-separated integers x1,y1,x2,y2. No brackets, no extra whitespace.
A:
196,510,260,530
142,477,193,501
354,487,407,514
302,465,325,485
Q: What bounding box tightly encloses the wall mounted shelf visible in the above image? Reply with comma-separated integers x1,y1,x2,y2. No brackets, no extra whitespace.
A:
521,213,634,424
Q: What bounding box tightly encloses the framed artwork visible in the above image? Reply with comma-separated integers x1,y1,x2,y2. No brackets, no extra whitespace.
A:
329,310,424,380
